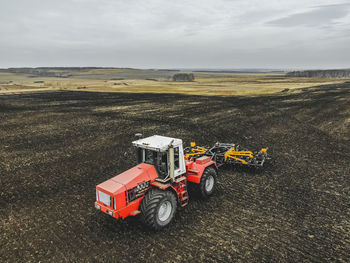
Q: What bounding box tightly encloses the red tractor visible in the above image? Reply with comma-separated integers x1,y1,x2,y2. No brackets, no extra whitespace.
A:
95,134,267,230
95,135,218,230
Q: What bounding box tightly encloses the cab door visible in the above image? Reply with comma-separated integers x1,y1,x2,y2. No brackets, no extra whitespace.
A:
173,146,186,177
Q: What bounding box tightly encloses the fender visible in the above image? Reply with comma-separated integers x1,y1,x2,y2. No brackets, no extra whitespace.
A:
150,178,185,204
185,156,217,184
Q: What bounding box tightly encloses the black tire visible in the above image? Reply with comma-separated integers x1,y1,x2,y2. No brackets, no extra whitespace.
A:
199,166,217,198
140,189,177,230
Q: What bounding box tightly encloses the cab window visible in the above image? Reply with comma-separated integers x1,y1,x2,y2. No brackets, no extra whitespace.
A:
157,151,168,178
137,149,157,165
174,147,179,170
137,148,168,179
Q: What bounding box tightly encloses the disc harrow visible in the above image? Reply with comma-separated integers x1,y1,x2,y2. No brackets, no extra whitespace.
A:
184,142,268,168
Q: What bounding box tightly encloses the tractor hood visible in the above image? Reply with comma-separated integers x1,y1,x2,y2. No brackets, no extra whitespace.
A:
96,163,158,195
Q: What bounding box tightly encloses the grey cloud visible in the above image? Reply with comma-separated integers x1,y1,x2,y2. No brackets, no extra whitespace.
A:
0,0,349,69
267,3,350,27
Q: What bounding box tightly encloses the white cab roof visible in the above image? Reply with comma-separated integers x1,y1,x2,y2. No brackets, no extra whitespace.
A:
132,135,182,152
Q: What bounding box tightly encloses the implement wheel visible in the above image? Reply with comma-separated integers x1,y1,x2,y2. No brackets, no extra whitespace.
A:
199,166,217,198
140,189,177,230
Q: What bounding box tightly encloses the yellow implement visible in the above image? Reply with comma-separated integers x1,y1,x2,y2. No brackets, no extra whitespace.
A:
184,142,268,168
185,143,208,158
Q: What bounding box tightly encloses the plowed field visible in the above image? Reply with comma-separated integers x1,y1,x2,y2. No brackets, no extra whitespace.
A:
1,83,350,262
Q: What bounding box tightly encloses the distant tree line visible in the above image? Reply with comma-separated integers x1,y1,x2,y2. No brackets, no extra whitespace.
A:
286,70,350,78
0,67,126,72
172,73,195,82
0,67,111,77
0,67,181,79
0,67,98,78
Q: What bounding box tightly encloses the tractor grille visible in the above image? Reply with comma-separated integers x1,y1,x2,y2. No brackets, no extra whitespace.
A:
98,190,111,207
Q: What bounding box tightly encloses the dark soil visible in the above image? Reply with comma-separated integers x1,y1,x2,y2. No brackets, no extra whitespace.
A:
1,84,350,262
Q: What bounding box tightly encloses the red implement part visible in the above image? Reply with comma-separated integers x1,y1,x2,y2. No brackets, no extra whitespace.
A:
185,156,217,184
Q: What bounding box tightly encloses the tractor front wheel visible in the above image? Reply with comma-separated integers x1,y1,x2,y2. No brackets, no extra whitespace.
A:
199,166,217,198
140,189,177,230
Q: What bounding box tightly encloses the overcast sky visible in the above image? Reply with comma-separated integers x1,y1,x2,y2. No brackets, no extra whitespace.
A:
1,0,350,69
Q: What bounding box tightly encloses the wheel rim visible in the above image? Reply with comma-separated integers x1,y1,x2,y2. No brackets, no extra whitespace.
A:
205,175,215,192
158,201,172,222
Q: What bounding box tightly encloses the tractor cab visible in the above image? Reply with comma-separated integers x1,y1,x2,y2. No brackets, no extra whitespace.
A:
132,135,186,182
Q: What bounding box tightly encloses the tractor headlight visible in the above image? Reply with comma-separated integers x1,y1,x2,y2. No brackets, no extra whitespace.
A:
95,204,101,210
108,210,113,216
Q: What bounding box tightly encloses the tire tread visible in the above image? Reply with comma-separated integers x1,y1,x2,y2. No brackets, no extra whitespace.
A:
140,188,176,230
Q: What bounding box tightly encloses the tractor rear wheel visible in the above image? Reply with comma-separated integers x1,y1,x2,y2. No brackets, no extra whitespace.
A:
140,189,177,230
199,166,217,198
